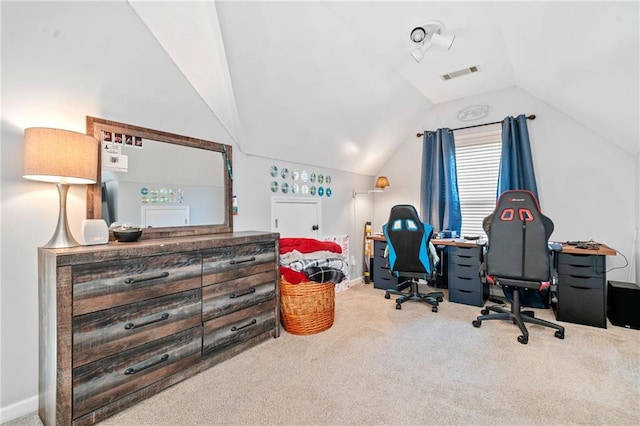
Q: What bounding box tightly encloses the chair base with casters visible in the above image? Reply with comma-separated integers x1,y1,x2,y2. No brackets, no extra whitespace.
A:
384,272,444,312
472,281,565,344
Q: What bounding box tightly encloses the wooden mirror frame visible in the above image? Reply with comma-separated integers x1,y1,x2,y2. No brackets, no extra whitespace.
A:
86,116,233,239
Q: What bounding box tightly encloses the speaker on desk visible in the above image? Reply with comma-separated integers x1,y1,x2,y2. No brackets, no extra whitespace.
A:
607,281,640,330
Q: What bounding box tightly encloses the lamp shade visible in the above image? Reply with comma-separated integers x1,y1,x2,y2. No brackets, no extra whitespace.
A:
375,176,390,189
23,128,98,184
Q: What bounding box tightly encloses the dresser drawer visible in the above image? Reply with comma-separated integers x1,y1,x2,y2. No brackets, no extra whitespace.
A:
448,262,479,279
202,270,276,321
203,242,276,285
73,252,202,315
203,299,276,357
73,289,202,367
72,326,202,419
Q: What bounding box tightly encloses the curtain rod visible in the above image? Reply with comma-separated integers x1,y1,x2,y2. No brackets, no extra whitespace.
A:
416,114,536,138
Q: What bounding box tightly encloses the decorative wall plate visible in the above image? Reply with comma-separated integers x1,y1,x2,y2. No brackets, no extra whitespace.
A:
301,170,308,182
292,183,299,194
325,176,332,184
291,170,300,181
310,173,316,183
318,186,324,196
317,174,324,184
301,184,309,194
270,165,278,177
270,181,278,192
326,188,332,197
281,168,289,179
281,182,289,194
310,185,316,196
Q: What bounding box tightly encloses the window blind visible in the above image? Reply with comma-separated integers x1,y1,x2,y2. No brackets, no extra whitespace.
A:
454,127,502,238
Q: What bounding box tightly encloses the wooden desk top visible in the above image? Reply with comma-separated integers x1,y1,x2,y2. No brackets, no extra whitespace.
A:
560,243,616,256
367,235,617,256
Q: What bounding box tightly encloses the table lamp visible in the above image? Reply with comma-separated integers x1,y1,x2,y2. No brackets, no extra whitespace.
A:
23,128,99,248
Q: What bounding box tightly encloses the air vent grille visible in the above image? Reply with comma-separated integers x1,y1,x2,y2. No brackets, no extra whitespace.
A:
441,65,479,81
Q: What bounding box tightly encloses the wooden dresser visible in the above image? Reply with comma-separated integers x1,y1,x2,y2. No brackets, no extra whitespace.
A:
38,231,280,425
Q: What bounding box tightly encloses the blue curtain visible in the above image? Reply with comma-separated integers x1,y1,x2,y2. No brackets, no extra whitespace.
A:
498,114,538,199
420,129,462,234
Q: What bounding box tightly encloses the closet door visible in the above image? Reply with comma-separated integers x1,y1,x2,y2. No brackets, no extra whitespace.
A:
271,198,321,238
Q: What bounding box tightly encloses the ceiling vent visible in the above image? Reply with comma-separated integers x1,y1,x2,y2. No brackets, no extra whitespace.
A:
441,66,479,81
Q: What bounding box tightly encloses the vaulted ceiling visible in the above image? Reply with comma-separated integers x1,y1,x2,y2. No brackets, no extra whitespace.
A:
129,1,639,176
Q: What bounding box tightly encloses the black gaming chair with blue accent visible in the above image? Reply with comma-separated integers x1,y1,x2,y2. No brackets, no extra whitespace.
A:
472,190,565,344
382,204,444,311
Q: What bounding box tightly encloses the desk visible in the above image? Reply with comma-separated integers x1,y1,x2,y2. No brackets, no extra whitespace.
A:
367,236,486,306
366,235,617,327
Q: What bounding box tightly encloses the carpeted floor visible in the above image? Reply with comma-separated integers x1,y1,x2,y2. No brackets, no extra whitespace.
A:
6,283,640,425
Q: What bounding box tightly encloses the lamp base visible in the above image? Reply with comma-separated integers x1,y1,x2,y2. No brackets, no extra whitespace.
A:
43,183,80,248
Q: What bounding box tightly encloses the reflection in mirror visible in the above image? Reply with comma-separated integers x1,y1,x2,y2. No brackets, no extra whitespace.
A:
87,116,233,239
101,140,225,227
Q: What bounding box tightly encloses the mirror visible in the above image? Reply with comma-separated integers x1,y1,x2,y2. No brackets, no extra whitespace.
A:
86,116,233,239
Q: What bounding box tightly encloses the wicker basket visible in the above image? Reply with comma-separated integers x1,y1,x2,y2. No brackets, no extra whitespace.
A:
280,278,335,335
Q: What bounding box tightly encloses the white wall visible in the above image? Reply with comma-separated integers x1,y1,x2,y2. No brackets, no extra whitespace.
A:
374,86,637,282
0,2,372,421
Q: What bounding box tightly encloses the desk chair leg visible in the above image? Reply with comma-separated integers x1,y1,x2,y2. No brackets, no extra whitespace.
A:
384,279,444,312
472,290,565,344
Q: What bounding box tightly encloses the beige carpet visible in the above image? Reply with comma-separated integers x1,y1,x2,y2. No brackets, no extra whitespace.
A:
7,283,640,425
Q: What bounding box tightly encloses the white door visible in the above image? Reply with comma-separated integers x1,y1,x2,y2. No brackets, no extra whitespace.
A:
271,198,321,238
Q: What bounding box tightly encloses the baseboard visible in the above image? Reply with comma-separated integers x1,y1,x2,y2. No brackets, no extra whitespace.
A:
0,395,38,423
335,277,364,293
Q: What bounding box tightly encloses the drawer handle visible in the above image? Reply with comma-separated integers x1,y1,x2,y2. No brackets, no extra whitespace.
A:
569,285,592,290
229,288,256,299
231,319,257,332
124,312,170,330
124,271,170,285
124,353,169,376
230,256,256,265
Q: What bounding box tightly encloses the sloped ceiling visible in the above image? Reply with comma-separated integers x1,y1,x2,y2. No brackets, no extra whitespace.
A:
130,1,639,175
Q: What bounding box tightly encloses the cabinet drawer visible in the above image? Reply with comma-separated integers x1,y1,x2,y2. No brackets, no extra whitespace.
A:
73,252,202,315
73,289,202,367
203,299,276,357
373,275,398,290
558,253,604,268
449,288,486,307
556,285,606,328
448,276,482,292
202,270,276,321
203,242,276,285
72,326,202,419
559,274,604,289
557,263,604,279
448,262,479,279
448,246,481,266
373,240,387,257
372,255,389,270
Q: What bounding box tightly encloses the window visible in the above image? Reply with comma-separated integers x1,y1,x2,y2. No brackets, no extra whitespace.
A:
454,125,502,238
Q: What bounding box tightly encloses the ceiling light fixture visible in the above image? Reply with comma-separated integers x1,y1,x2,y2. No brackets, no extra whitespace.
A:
410,20,455,63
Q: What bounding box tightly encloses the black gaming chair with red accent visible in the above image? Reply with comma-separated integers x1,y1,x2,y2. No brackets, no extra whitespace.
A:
472,190,565,344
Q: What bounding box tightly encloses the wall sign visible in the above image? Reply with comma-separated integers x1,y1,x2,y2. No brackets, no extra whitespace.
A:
457,104,490,122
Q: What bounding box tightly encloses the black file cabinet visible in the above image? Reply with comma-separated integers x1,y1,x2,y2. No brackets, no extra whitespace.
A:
447,246,487,306
554,253,607,328
372,240,399,290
